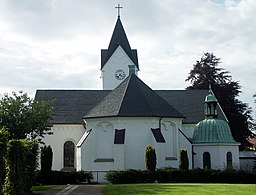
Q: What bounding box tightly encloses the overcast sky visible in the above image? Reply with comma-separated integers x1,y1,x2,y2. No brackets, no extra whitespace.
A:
0,0,255,117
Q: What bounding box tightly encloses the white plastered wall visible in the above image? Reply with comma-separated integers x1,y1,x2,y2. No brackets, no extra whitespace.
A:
42,124,85,170
178,128,193,169
79,117,184,172
193,144,240,169
101,46,138,90
182,124,196,139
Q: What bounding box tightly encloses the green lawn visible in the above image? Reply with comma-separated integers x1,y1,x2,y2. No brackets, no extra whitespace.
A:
102,183,256,195
31,185,55,191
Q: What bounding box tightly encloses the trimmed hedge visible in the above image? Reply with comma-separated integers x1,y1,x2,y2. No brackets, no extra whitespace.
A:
2,139,38,195
106,168,256,184
105,169,155,184
0,128,9,191
36,170,93,185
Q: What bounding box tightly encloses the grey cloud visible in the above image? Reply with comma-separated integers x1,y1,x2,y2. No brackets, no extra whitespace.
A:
0,0,255,115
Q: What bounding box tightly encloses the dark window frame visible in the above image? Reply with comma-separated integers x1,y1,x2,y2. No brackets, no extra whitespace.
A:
114,129,125,144
226,152,233,169
203,152,211,169
151,128,166,143
64,141,75,168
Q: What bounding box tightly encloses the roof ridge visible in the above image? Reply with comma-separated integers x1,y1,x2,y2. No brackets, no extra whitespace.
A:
117,75,131,115
145,82,184,117
117,74,184,118
137,78,157,116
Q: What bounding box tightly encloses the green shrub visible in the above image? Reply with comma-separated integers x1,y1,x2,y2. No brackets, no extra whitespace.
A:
179,149,189,170
105,168,256,184
35,170,93,185
105,169,156,184
145,144,156,171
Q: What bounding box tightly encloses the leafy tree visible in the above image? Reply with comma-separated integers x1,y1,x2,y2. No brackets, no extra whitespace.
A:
179,149,189,170
0,91,53,142
186,53,255,150
145,144,157,171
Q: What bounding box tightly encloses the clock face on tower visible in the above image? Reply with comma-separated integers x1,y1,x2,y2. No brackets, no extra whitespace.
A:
115,69,126,80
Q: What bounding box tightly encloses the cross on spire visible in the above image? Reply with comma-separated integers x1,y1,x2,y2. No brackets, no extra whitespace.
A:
115,4,123,18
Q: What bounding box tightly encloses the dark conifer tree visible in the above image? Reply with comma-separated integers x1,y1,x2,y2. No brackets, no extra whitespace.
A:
145,144,157,171
41,145,53,184
186,53,255,150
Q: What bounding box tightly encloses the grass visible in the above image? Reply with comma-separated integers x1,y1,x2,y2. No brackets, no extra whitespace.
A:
102,183,256,195
31,185,55,191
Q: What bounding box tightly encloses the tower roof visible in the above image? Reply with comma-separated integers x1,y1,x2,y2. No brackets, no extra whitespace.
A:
205,90,217,103
192,91,237,144
204,90,218,119
84,74,184,119
101,17,139,69
192,119,237,144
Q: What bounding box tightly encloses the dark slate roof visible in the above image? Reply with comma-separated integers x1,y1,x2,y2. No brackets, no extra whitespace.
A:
35,90,110,124
101,17,139,69
85,74,184,119
34,88,226,124
156,90,226,124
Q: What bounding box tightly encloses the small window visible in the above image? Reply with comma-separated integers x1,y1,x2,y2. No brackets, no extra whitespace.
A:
114,129,125,144
151,128,166,143
203,152,211,169
226,152,233,169
64,141,75,167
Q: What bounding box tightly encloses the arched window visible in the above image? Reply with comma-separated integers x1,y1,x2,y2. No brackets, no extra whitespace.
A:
203,152,211,169
64,141,75,167
226,152,232,169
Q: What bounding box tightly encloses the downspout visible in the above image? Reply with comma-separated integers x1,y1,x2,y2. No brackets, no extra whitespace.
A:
159,117,163,130
192,144,194,169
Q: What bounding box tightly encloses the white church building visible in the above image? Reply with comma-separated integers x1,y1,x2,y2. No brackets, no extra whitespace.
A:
35,14,240,181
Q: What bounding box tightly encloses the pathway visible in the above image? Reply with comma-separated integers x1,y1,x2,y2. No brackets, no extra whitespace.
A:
33,184,104,195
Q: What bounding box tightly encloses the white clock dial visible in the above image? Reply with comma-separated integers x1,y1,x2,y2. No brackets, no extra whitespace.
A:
115,69,126,80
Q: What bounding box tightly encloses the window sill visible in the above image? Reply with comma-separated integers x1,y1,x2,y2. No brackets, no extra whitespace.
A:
94,158,114,162
165,157,177,160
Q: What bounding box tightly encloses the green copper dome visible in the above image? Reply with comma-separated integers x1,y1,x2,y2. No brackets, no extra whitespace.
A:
192,118,236,143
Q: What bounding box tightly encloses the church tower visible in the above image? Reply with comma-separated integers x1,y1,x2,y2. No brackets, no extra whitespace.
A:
192,90,240,170
101,7,139,90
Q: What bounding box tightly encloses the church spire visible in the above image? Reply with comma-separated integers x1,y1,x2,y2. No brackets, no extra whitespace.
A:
101,13,139,70
100,6,139,90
